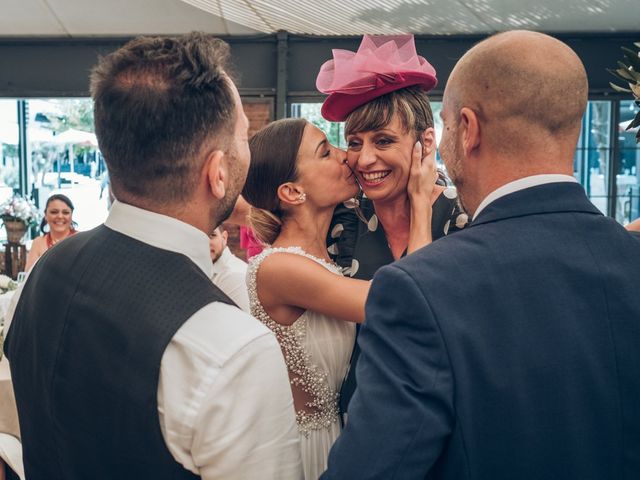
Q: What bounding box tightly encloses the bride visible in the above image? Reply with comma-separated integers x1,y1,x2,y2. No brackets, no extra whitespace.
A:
242,117,436,479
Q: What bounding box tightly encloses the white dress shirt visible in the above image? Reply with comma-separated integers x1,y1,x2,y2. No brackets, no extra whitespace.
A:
5,201,302,480
211,247,250,313
473,174,579,220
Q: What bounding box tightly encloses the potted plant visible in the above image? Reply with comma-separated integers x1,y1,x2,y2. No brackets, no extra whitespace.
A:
0,195,41,244
609,41,640,143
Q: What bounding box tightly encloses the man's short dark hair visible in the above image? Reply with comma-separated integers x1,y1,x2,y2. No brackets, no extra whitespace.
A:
90,32,236,203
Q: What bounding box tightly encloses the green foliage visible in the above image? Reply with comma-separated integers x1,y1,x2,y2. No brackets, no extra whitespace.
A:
296,103,346,148
609,42,640,142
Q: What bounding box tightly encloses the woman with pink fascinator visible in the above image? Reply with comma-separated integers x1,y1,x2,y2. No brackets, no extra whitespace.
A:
317,34,469,420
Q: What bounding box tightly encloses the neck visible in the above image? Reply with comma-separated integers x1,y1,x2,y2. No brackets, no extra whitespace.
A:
373,194,411,234
273,206,334,261
372,194,412,259
118,194,214,235
461,154,574,217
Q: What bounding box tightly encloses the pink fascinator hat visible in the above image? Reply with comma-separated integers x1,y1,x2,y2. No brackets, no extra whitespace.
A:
316,34,437,122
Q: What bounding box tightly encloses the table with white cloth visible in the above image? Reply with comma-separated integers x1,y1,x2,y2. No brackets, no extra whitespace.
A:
0,290,24,480
0,357,19,441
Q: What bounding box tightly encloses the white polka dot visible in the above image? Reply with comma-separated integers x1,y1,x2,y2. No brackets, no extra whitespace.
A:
455,213,468,228
368,214,379,232
327,243,338,255
443,187,458,199
349,259,359,277
443,220,451,235
331,223,344,239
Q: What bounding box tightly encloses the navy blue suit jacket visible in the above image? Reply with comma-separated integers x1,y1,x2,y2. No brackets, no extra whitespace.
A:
322,182,640,479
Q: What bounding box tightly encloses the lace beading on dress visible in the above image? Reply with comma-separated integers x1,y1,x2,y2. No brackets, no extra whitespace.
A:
247,247,342,436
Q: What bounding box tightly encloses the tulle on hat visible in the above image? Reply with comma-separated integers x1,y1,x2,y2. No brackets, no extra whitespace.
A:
316,34,437,122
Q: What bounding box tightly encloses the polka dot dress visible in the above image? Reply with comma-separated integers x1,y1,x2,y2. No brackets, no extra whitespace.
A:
327,188,469,281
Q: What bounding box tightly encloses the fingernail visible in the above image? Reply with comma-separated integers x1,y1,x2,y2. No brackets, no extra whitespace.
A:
414,141,421,150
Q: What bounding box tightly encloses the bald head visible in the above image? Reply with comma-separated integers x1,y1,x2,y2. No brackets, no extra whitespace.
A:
446,31,588,152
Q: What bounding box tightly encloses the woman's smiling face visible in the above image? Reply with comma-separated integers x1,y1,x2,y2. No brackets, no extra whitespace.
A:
45,199,73,235
346,113,416,203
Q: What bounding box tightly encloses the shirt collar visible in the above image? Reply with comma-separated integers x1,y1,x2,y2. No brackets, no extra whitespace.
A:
211,247,232,276
105,200,213,278
473,174,578,220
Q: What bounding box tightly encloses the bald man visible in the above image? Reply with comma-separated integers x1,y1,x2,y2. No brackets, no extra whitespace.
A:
322,31,640,479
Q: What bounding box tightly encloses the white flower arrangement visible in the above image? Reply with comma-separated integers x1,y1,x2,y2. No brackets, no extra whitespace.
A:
0,195,41,227
0,274,17,292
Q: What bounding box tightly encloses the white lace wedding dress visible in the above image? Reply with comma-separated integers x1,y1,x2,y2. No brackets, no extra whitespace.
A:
247,247,356,480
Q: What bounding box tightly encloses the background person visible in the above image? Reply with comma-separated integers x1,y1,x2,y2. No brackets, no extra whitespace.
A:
209,225,250,312
24,193,78,272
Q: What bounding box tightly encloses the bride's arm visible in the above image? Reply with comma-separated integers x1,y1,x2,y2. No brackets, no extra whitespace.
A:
626,218,640,232
407,139,437,254
256,253,369,324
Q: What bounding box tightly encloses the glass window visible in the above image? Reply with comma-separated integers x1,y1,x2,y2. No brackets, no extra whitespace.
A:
616,100,640,225
574,101,611,215
291,103,346,148
27,98,109,232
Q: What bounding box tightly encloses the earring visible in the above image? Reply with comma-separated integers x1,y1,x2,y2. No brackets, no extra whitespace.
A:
298,193,306,202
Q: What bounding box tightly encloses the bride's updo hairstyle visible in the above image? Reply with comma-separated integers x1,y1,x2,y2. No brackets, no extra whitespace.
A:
242,118,308,245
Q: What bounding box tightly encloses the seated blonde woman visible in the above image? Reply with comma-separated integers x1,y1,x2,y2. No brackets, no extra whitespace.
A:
25,194,77,272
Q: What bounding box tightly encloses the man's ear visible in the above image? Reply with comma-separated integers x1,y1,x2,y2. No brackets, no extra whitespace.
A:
205,150,226,200
277,182,304,207
460,107,480,157
419,127,437,157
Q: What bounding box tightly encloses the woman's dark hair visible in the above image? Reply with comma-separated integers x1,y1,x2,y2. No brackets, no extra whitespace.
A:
242,118,308,245
40,194,77,234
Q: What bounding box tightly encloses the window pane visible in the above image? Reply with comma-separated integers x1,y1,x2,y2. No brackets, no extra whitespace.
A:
616,100,640,224
430,101,444,168
574,101,611,215
290,103,346,148
28,98,109,231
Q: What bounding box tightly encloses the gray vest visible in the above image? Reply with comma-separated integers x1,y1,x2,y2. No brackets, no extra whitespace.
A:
5,224,235,480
